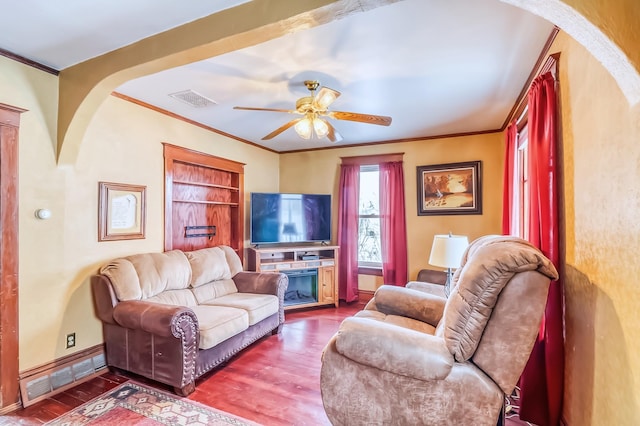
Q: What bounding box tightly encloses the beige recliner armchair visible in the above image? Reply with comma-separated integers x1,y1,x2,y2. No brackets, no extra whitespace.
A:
320,236,558,425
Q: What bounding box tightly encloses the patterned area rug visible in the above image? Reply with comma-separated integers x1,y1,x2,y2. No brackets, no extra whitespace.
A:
45,381,260,426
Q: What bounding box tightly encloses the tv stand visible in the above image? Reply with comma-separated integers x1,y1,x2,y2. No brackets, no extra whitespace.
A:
247,245,339,309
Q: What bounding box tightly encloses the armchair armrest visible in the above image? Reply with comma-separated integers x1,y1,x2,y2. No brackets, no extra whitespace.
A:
406,281,446,297
374,285,446,327
335,317,453,381
233,271,288,298
113,300,198,339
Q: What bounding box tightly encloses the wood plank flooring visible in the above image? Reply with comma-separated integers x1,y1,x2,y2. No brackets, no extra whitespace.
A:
0,301,531,425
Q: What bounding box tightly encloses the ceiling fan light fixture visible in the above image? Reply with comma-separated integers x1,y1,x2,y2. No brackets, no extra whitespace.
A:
316,91,337,110
313,117,329,138
294,117,313,139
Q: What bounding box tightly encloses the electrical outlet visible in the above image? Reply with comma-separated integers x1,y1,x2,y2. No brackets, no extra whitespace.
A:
66,332,76,349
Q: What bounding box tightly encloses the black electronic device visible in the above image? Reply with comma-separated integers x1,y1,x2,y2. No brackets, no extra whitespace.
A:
299,254,320,260
250,192,331,244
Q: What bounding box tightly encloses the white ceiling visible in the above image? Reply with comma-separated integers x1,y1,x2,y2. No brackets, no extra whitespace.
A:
1,0,554,152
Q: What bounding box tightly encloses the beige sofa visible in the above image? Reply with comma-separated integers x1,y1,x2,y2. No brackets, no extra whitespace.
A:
320,236,558,425
92,245,287,395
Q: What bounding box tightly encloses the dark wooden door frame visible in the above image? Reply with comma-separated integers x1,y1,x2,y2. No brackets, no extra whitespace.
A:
0,103,24,412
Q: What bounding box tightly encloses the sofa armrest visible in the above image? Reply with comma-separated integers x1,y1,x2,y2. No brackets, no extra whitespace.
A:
91,275,119,325
233,271,288,297
334,317,453,381
113,300,199,339
374,285,446,327
416,269,447,285
234,271,288,325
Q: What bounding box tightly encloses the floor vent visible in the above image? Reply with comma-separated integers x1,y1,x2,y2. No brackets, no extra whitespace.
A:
169,89,217,108
19,344,107,407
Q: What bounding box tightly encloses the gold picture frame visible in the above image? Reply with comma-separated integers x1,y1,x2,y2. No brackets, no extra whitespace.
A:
416,161,482,216
98,182,146,241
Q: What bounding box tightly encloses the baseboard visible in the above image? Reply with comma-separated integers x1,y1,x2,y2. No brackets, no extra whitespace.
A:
18,344,107,408
0,402,22,415
358,290,375,305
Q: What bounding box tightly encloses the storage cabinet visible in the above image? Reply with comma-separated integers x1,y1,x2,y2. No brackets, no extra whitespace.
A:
247,245,339,309
163,143,244,261
320,267,335,305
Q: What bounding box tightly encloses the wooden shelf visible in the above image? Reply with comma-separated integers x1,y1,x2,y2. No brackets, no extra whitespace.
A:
172,199,239,206
163,143,244,260
173,180,239,191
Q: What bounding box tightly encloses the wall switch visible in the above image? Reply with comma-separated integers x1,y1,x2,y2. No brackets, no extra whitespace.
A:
66,333,76,349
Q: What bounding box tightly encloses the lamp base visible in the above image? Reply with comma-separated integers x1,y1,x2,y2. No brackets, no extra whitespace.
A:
443,267,456,296
445,267,454,287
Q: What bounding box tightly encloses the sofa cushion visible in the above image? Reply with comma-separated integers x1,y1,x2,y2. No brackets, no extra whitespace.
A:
101,250,191,301
219,245,243,276
191,279,239,303
185,247,232,288
146,289,197,307
203,293,279,325
190,305,249,350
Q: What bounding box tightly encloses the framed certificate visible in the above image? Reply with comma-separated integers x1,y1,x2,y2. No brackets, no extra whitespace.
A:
98,182,146,241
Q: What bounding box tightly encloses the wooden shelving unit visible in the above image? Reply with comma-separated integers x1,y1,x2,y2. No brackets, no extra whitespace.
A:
247,245,339,309
163,143,244,261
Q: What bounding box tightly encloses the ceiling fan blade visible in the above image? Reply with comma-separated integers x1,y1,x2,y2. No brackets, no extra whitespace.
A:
313,87,341,110
327,110,392,126
325,121,343,143
262,118,303,140
234,106,298,114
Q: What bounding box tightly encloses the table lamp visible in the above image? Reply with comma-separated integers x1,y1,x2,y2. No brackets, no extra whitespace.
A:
428,233,469,287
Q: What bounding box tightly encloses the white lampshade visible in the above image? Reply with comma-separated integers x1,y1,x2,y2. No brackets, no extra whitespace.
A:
428,234,469,269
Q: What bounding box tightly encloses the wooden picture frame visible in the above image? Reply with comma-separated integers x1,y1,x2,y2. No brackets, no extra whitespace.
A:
416,161,482,216
98,182,146,241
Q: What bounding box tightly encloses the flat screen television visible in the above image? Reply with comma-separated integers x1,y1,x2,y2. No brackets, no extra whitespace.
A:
250,192,331,245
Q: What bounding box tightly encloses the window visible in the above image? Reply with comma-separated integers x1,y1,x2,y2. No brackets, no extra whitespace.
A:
515,124,530,239
358,165,382,271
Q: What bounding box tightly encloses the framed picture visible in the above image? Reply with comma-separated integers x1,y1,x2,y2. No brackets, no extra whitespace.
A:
98,182,146,241
416,161,482,216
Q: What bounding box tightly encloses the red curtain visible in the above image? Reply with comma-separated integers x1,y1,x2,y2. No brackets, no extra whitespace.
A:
502,120,517,235
337,164,360,302
379,161,408,286
518,72,564,426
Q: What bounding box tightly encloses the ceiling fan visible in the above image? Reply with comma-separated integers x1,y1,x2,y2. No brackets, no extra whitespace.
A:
233,80,392,143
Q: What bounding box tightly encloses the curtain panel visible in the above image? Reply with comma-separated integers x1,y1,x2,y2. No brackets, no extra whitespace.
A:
518,71,565,426
337,164,360,302
379,161,408,286
502,121,518,235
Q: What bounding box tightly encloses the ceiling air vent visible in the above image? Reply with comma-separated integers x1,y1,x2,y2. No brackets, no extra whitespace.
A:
169,89,217,108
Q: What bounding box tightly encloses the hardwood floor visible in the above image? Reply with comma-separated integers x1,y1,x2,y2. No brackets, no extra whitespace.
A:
0,301,530,425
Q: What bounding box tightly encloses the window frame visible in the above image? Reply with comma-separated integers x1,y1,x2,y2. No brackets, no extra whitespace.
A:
516,123,530,240
357,164,382,274
340,153,404,276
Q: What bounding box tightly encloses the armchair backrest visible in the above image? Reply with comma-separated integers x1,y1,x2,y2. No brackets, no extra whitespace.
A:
436,236,558,394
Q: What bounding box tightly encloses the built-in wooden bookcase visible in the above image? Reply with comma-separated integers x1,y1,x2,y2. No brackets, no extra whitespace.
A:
163,143,244,261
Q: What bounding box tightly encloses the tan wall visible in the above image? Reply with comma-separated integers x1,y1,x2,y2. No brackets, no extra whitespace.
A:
548,31,640,425
279,133,504,291
559,0,640,76
2,56,280,370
